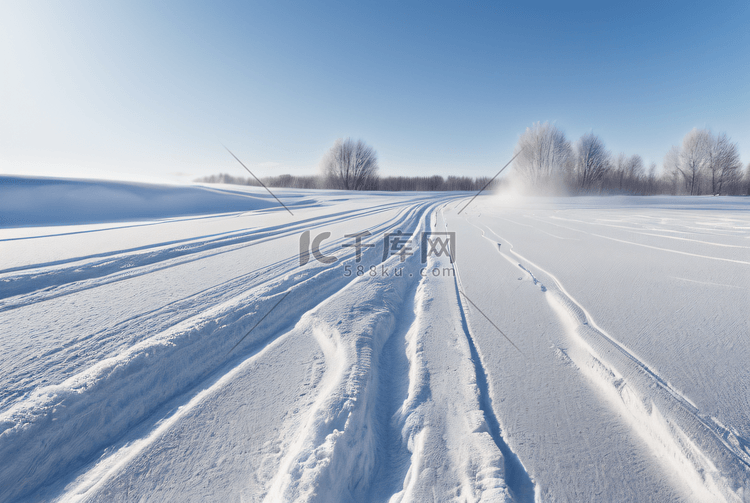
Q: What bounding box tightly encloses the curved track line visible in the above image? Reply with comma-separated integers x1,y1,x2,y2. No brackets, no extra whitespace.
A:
472,217,750,472
442,207,536,502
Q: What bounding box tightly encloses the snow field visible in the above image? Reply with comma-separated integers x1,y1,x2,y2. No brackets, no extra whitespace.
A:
1,179,748,502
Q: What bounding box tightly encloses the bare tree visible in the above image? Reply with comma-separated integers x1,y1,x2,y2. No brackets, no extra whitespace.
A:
677,128,712,195
607,153,644,193
321,138,379,190
662,146,683,194
612,152,628,191
668,129,741,196
445,176,476,191
512,122,572,190
646,162,658,194
573,132,610,192
707,133,742,195
625,155,644,183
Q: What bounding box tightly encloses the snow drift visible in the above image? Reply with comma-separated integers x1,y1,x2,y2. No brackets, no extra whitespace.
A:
0,176,277,227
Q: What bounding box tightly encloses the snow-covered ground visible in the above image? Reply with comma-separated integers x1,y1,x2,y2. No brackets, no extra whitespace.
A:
1,178,748,502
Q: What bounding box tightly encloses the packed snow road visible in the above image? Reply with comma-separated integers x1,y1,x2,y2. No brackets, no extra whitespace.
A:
0,179,748,502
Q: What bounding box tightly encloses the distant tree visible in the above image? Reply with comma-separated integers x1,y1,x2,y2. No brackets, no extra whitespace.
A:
612,152,628,191
677,128,712,195
646,162,658,194
512,122,572,190
607,153,643,193
423,175,445,191
625,155,644,185
197,173,318,189
374,175,506,192
445,176,476,191
663,146,683,194
321,138,379,190
707,133,742,195
573,133,610,192
666,129,742,196
197,173,262,186
265,174,320,189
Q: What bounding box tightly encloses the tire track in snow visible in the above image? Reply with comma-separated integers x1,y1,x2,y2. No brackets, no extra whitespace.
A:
0,198,444,413
451,280,536,503
0,198,445,503
264,199,521,502
262,201,441,502
55,200,435,502
263,274,419,503
0,196,437,273
0,199,433,309
472,219,750,502
0,267,338,503
365,274,420,501
443,209,536,503
54,316,309,503
40,197,441,503
502,230,750,467
384,210,518,502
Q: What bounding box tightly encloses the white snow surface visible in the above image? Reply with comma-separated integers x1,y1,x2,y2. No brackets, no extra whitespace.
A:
0,178,749,502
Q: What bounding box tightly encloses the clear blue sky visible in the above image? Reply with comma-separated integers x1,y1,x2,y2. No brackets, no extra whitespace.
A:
1,0,748,183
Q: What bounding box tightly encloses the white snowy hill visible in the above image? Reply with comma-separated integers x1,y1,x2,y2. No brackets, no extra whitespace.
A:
0,176,278,227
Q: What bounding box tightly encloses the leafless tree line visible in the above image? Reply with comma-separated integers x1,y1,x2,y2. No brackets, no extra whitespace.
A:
200,132,748,195
377,175,503,191
513,122,749,195
197,173,319,189
196,172,504,192
200,138,505,192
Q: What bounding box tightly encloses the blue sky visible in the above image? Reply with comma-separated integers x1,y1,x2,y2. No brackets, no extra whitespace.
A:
1,0,748,182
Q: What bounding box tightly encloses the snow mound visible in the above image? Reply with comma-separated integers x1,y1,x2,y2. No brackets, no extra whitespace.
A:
0,176,278,227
